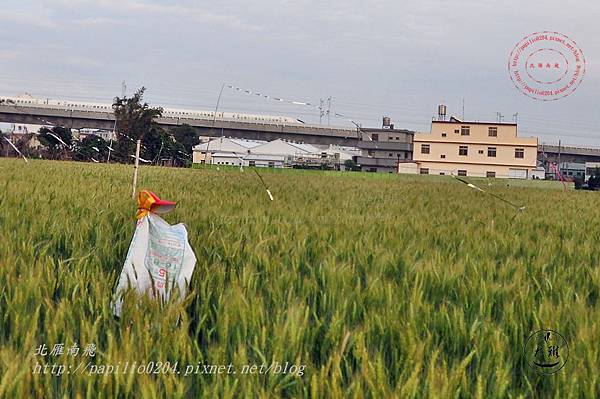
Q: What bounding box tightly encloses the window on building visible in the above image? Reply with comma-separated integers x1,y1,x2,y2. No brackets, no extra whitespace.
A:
515,148,524,158
249,161,256,167
371,133,379,141
486,171,496,178
488,127,498,137
461,126,470,136
459,145,468,156
440,154,446,159
389,153,393,157
488,147,497,157
458,170,467,176
441,133,447,137
478,150,484,154
454,129,460,134
421,144,430,154
420,168,429,175
367,150,374,157
439,172,445,175
268,161,275,168
368,167,377,172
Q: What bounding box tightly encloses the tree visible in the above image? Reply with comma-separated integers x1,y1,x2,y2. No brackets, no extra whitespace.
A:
344,159,360,171
172,124,200,155
73,135,109,162
141,126,168,163
165,138,189,167
112,87,163,163
588,167,600,190
140,127,189,167
38,126,73,160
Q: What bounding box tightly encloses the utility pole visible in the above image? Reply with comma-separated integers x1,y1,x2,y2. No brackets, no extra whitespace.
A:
496,112,504,123
107,81,126,163
318,96,332,125
205,83,225,165
557,139,562,177
319,98,324,125
212,83,225,128
512,112,519,123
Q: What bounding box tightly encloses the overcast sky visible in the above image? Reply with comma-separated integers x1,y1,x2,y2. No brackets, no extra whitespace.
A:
0,0,598,144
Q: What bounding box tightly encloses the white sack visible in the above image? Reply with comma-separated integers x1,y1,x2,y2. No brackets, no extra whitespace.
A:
112,213,196,317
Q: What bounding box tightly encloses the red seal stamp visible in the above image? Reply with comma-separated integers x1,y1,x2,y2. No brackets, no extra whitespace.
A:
508,32,586,101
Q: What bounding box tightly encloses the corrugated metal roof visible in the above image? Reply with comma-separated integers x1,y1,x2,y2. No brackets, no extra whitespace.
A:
229,138,265,148
193,137,264,151
287,141,321,153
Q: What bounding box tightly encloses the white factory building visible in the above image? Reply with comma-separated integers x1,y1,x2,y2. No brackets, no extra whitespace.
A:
192,137,359,169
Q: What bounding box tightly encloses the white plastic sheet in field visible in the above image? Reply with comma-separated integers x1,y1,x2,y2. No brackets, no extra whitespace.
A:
112,213,196,317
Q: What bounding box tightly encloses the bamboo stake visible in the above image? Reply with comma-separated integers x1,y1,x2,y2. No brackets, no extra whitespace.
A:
132,139,141,198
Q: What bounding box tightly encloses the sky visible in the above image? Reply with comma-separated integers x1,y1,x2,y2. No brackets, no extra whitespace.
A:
0,0,598,145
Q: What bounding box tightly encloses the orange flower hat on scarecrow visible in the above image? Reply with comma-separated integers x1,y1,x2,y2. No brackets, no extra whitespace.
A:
136,190,177,219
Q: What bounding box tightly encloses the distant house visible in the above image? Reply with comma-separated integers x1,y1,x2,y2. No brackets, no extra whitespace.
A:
3,133,43,155
8,123,44,135
75,129,115,141
355,126,414,173
412,117,538,179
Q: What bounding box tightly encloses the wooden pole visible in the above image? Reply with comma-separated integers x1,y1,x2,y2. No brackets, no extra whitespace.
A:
132,139,141,198
106,136,113,163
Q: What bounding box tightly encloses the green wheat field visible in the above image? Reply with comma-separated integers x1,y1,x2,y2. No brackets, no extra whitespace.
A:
0,158,598,398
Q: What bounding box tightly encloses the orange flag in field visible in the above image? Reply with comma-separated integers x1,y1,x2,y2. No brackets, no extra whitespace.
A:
136,190,177,219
